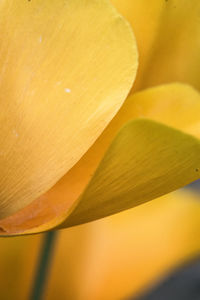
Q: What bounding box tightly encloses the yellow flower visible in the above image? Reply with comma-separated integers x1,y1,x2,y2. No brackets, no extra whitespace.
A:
0,0,200,236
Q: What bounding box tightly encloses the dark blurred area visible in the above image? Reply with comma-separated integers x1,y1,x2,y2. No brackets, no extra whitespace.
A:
131,256,200,300
129,180,200,300
186,179,200,193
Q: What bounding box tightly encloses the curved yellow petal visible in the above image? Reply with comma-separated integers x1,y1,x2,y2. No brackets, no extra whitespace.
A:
46,190,200,300
113,83,200,139
0,0,137,218
0,83,200,235
62,119,200,227
112,0,200,92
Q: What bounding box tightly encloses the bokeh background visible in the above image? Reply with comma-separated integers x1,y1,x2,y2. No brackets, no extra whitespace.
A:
0,182,200,300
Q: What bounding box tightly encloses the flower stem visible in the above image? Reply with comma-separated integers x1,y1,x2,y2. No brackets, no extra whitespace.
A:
30,231,57,300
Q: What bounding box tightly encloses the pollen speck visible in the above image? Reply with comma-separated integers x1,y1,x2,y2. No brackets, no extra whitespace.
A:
13,129,19,138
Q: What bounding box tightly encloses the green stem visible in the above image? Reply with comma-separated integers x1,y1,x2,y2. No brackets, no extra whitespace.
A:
30,231,57,300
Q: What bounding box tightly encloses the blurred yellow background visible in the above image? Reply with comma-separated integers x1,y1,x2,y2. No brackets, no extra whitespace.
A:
0,189,200,300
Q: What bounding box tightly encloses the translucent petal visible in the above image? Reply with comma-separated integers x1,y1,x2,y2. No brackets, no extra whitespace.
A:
0,0,137,217
112,0,200,92
1,84,200,235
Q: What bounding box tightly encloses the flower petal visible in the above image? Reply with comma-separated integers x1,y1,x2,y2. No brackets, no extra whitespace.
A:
112,0,200,91
63,119,200,227
113,83,200,139
1,83,200,235
0,0,137,218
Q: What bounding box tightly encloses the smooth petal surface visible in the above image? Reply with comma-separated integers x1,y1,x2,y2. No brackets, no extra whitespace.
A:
112,83,200,139
112,0,200,92
63,119,200,227
0,0,137,218
1,83,200,235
